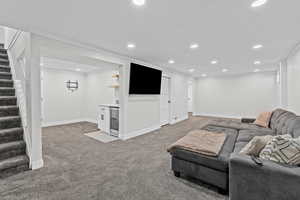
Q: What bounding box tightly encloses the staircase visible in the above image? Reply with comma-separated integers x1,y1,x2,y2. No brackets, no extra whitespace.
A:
0,43,29,178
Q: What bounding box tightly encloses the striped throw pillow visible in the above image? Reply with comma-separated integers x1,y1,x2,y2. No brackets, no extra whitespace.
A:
259,134,300,165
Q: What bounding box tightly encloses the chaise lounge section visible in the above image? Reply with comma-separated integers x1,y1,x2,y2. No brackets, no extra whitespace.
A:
171,125,238,193
168,108,300,198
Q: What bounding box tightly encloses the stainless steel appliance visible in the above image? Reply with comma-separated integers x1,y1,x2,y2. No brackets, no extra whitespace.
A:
110,107,119,137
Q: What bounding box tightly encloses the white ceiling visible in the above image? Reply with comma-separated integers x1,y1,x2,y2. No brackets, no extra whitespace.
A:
39,37,120,72
1,0,300,76
41,57,116,73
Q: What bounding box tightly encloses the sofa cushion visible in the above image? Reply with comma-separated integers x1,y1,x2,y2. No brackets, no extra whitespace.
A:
234,141,248,153
207,120,273,132
234,129,274,153
292,117,300,138
170,125,238,172
269,109,297,135
269,109,288,129
275,114,297,135
237,129,275,143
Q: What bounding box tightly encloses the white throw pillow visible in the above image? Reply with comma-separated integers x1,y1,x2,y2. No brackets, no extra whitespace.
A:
259,134,300,165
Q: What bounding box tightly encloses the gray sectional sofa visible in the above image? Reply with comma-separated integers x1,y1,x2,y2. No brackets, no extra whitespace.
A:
169,108,300,199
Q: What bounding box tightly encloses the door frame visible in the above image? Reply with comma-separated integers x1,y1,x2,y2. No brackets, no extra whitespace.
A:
188,80,194,114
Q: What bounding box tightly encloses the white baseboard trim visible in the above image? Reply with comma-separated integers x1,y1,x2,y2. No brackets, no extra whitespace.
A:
42,118,97,127
30,159,44,170
193,113,245,119
84,118,98,124
170,115,189,125
121,124,161,140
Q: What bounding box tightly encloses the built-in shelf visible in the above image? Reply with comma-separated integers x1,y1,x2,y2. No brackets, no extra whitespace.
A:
109,85,120,88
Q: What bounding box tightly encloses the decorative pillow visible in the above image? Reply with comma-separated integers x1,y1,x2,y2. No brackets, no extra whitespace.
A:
240,135,273,156
259,134,300,165
254,111,273,128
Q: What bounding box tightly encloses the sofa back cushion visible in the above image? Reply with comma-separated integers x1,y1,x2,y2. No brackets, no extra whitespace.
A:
270,109,297,136
291,117,300,138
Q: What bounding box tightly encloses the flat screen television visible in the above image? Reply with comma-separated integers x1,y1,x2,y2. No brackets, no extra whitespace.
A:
129,63,162,95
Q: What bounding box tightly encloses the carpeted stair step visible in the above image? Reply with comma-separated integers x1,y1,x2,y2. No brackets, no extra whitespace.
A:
0,53,8,60
0,155,29,178
0,79,13,87
0,46,28,178
0,141,26,161
0,58,9,66
0,116,21,129
0,96,17,106
0,66,11,73
0,49,6,54
0,128,23,144
0,88,15,96
0,45,6,54
0,72,12,80
0,106,19,117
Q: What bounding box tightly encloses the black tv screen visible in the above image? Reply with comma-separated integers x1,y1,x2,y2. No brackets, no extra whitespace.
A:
129,63,162,95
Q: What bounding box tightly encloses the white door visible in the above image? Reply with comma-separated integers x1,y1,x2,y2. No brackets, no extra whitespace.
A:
188,83,193,113
160,76,171,126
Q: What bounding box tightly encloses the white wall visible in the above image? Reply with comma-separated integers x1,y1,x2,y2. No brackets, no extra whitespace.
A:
194,71,280,118
124,62,162,137
42,68,117,126
84,70,117,121
124,69,189,138
126,96,161,135
42,68,87,125
34,35,191,140
287,47,300,113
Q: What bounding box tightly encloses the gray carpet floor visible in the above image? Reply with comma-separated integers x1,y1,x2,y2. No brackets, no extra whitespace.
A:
0,116,230,200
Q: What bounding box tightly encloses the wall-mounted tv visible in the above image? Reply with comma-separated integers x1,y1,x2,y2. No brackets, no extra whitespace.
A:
129,63,162,95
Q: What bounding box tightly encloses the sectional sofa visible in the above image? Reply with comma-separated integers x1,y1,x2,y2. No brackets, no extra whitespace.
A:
169,108,300,199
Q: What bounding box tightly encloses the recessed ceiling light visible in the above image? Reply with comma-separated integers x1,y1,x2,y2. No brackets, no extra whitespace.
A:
201,73,207,77
76,68,81,72
254,69,260,73
189,68,195,73
190,43,199,49
253,44,263,49
168,60,175,64
211,60,218,65
132,0,146,6
222,69,228,73
40,63,44,66
251,0,268,8
127,43,136,49
254,60,261,65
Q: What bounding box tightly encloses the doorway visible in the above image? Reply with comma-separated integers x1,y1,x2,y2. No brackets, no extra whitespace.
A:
188,81,193,114
160,76,171,126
